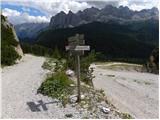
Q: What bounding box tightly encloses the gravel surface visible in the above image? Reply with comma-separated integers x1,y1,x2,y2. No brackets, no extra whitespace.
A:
91,63,159,119
1,54,122,119
2,54,80,118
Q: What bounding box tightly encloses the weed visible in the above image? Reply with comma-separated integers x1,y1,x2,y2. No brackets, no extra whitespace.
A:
120,112,133,119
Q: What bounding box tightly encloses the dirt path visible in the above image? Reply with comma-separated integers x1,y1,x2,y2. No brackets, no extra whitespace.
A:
91,63,159,119
1,54,78,118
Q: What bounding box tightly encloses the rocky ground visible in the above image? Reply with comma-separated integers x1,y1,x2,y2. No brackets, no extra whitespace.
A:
91,62,159,119
1,54,123,119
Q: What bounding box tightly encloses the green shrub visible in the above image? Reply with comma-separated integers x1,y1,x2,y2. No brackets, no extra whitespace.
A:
20,42,54,57
1,15,20,66
1,45,21,66
120,112,133,119
80,51,96,86
38,71,74,99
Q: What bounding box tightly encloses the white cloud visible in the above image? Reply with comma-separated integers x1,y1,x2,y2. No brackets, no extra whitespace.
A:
2,8,21,16
1,0,159,24
119,0,159,11
2,8,50,25
2,0,91,15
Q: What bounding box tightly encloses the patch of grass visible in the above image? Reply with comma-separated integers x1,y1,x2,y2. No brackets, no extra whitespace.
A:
38,71,74,104
144,81,151,85
1,46,21,66
120,112,133,119
42,58,56,71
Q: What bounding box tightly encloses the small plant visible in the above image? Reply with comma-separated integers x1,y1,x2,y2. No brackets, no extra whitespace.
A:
42,58,56,71
120,112,133,119
38,71,74,100
144,81,151,85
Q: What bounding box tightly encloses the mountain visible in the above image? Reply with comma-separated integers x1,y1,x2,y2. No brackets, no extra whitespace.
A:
36,21,158,61
15,5,158,42
1,15,23,66
49,5,159,29
15,22,49,42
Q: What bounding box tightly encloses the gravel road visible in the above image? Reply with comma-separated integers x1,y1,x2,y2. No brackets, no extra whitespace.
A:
91,63,159,119
1,54,80,118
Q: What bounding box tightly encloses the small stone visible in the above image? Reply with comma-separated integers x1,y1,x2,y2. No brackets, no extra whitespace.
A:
69,95,77,103
81,94,85,100
70,84,75,87
101,107,110,114
65,113,73,118
66,69,74,76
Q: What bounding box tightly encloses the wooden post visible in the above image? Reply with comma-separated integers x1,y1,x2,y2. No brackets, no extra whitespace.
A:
76,54,81,102
66,34,90,103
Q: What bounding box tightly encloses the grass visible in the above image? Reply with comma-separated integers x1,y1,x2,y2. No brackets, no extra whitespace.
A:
144,81,151,85
42,57,56,71
37,71,75,106
120,112,133,119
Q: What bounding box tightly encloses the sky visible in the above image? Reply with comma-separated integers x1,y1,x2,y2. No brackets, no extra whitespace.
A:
1,0,159,25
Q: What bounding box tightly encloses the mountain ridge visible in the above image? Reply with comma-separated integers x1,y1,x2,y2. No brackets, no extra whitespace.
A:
49,5,159,29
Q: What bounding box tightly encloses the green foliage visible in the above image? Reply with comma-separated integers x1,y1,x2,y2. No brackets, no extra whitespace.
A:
52,46,62,59
1,22,18,47
20,42,54,56
38,71,74,99
66,50,96,86
80,51,96,85
42,57,56,71
1,45,21,65
120,112,133,119
1,15,20,66
36,21,157,61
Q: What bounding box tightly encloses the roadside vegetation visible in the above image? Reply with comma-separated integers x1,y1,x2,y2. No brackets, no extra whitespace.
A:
37,47,133,118
1,15,21,66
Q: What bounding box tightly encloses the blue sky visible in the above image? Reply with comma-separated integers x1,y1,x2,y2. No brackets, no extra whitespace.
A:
2,3,46,16
1,0,159,25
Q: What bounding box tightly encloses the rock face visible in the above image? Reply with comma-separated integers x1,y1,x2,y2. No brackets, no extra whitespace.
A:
146,48,159,74
49,11,82,29
1,15,23,58
50,5,159,29
11,24,23,56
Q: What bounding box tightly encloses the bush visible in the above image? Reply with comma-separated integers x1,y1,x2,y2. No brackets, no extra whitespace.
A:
80,50,96,85
120,113,133,119
20,42,54,57
38,71,74,99
1,45,21,66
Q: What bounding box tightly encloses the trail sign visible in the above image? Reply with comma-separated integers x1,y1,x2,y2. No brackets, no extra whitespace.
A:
65,34,90,102
65,45,90,51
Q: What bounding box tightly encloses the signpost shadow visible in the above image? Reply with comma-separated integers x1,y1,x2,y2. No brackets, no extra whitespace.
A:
26,100,58,112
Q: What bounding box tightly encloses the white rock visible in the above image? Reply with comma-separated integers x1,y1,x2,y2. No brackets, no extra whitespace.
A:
69,95,77,103
101,107,110,114
66,69,74,76
70,84,75,87
81,95,85,100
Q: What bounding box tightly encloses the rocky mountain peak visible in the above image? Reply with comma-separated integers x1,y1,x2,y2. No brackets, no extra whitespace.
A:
49,5,159,29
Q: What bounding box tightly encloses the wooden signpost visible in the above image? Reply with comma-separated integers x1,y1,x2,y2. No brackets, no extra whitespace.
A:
66,34,90,102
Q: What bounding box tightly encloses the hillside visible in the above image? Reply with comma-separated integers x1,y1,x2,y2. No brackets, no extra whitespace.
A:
36,21,158,62
15,22,49,42
1,15,23,66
